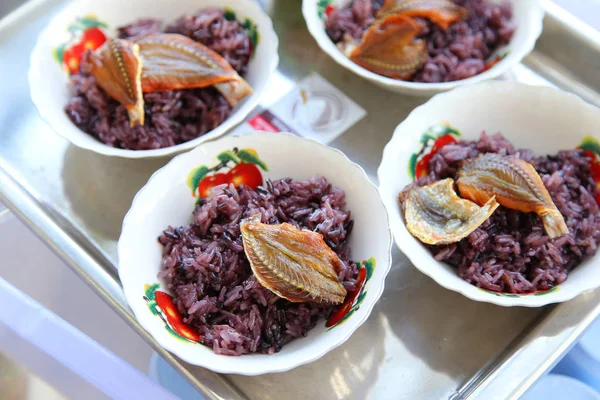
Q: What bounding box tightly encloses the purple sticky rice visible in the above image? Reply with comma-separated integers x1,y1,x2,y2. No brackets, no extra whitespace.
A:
158,176,358,355
325,0,515,82
417,132,600,294
65,9,251,150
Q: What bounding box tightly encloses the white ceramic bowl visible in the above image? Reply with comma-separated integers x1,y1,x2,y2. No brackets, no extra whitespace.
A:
302,0,543,96
378,82,600,307
119,132,392,374
29,0,279,158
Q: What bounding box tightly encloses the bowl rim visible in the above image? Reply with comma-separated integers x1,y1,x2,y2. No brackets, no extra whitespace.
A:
377,81,600,307
301,0,545,93
28,0,279,159
118,131,393,374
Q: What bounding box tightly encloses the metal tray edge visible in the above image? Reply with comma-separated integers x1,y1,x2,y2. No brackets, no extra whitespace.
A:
0,159,248,400
1,1,600,399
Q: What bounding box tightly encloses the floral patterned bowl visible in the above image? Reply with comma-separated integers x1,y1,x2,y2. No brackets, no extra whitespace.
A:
118,132,392,374
302,0,543,96
378,82,600,307
28,0,278,158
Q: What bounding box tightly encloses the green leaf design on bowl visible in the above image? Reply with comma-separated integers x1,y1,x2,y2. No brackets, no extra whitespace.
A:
224,8,237,21
355,290,367,308
53,14,108,72
217,150,240,164
241,18,260,57
408,122,462,180
187,165,209,195
145,282,160,300
533,287,559,296
144,284,202,344
483,50,510,71
64,15,107,36
579,136,600,156
317,0,334,18
165,324,191,343
364,257,375,281
78,16,107,29
238,148,268,171
53,43,67,65
151,304,160,316
334,306,357,327
326,257,376,330
186,147,269,200
223,8,259,56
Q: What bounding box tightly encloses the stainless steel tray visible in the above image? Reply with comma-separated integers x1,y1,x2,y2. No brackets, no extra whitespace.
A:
1,1,600,399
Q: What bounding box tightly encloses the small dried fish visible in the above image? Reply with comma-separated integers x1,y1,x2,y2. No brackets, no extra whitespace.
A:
399,178,499,245
457,153,569,239
82,38,144,126
136,34,253,106
240,216,347,304
377,0,468,30
348,14,427,80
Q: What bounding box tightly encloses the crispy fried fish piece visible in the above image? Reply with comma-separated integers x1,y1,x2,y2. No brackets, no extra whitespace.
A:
136,34,252,106
348,14,427,80
399,178,499,245
82,38,144,126
457,153,569,239
240,216,347,304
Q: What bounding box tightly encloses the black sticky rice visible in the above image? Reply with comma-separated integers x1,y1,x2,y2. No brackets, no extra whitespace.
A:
325,0,515,82
65,9,251,150
158,176,358,355
417,133,600,294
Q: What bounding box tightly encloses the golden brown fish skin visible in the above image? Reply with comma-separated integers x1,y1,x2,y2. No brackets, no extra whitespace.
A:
136,34,252,106
82,38,144,126
457,153,569,239
349,14,427,80
240,216,347,305
377,0,468,30
399,178,499,245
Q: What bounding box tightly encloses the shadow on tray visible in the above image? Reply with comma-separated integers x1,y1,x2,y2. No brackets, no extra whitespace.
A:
229,247,587,399
380,247,584,380
61,145,170,240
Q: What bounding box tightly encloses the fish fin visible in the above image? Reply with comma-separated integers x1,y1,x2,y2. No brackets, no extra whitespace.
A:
127,43,144,127
214,75,253,107
540,210,569,239
349,14,427,80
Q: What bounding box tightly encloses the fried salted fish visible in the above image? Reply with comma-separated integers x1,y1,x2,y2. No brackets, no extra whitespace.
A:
457,153,569,239
82,38,144,126
136,34,253,106
399,178,499,245
344,14,427,79
240,216,347,305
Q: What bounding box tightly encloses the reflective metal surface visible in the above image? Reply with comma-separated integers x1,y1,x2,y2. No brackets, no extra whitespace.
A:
1,1,599,399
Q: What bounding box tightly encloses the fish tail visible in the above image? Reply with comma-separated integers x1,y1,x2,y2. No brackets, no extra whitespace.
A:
540,209,569,239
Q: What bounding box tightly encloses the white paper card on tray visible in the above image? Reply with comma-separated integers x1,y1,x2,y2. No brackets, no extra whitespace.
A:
231,73,366,144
